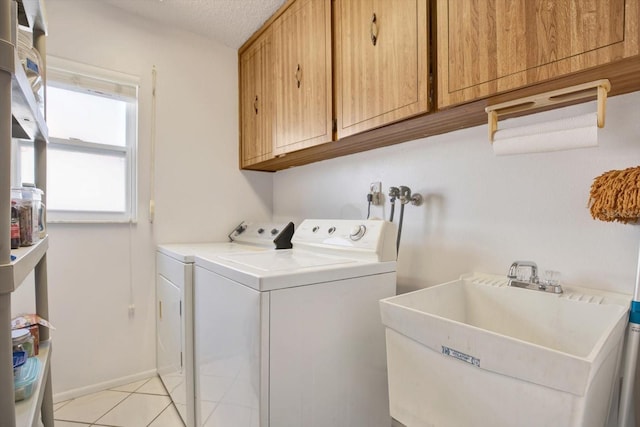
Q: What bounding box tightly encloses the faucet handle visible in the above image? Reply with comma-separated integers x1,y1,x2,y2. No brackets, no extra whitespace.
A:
507,261,538,282
542,270,560,286
507,262,519,279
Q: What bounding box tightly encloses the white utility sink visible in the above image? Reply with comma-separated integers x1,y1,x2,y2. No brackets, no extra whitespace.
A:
380,273,630,427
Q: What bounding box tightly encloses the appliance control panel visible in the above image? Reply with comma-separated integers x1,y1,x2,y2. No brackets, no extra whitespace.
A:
229,221,295,249
292,219,397,261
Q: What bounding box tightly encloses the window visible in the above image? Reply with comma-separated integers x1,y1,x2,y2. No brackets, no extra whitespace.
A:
15,57,139,222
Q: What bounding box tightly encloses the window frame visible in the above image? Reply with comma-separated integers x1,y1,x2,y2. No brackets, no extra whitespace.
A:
19,57,140,223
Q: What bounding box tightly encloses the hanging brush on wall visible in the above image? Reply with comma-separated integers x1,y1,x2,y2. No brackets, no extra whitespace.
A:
589,165,640,427
590,166,640,223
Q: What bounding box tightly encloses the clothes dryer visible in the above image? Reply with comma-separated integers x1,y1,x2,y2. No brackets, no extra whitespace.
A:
156,221,294,426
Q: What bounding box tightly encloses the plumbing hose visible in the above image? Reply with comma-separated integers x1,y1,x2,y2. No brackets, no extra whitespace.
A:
396,202,405,258
389,198,396,222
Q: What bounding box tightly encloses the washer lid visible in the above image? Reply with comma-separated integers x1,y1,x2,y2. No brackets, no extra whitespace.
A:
195,249,396,292
218,250,354,272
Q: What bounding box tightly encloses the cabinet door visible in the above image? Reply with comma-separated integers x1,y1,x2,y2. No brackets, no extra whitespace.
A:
273,0,333,155
437,0,640,108
240,31,273,168
157,274,182,379
335,0,429,139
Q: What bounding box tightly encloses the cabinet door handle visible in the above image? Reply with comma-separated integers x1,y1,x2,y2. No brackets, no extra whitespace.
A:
370,13,378,46
295,64,301,88
254,95,259,114
159,300,162,319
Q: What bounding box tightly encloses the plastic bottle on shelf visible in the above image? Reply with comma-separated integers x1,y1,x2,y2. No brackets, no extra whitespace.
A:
11,200,20,249
10,189,21,249
11,329,34,358
13,184,42,246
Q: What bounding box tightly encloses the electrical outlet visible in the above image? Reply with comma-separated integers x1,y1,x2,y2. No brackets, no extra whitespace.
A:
370,182,382,205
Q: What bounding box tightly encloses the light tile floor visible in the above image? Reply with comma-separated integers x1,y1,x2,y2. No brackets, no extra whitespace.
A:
53,376,184,427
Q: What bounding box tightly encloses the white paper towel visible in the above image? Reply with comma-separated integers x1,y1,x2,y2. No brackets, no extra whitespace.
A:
492,112,598,156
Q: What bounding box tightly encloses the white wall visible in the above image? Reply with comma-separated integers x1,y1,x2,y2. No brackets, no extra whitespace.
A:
274,92,640,296
12,1,273,398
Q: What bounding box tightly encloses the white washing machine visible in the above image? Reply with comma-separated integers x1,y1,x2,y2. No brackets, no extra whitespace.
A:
156,221,294,426
193,219,398,427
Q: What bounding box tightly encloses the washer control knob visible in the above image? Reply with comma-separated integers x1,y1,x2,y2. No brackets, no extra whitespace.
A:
349,225,367,241
257,228,265,234
328,227,336,235
271,228,279,236
312,226,320,233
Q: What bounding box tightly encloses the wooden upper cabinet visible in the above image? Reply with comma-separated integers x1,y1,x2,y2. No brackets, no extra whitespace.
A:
239,30,273,168
273,0,333,156
334,0,429,139
437,0,640,108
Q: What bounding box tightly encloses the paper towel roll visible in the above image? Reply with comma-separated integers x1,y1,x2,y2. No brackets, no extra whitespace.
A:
492,112,598,156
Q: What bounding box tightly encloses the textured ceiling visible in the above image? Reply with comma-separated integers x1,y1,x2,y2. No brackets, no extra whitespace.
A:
102,0,287,49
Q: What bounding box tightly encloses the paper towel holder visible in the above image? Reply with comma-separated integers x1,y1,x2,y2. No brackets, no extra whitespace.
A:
485,79,611,143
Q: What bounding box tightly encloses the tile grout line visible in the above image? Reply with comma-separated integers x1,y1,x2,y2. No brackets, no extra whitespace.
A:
132,391,169,397
93,390,163,426
53,399,73,412
84,391,133,426
55,376,172,427
53,390,131,424
108,376,153,394
144,401,173,427
97,377,172,427
144,375,174,426
55,377,155,424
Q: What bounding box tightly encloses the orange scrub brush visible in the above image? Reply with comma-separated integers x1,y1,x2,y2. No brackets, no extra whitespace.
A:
589,165,640,427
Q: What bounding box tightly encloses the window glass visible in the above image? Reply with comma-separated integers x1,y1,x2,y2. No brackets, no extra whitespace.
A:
47,86,127,147
47,148,126,212
15,57,140,222
19,144,34,185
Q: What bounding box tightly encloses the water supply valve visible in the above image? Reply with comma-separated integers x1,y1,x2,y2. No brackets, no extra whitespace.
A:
369,182,382,206
398,186,423,206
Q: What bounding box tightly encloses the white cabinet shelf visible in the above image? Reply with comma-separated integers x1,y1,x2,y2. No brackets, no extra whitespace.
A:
11,49,47,141
17,0,47,35
0,237,48,294
15,340,52,427
0,0,48,142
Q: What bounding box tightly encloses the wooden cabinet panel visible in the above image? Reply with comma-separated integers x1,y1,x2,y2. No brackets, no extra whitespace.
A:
239,31,273,168
334,0,429,138
437,0,639,108
239,0,640,172
273,0,332,155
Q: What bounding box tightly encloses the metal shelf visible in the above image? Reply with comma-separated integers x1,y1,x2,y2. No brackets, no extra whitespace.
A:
15,340,52,427
0,236,48,295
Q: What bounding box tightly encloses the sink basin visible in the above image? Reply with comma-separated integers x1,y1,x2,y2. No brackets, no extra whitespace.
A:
380,273,629,427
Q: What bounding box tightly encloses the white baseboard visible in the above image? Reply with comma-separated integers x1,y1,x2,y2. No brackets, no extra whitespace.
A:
53,368,158,403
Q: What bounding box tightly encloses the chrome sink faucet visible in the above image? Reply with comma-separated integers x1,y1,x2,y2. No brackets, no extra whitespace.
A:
507,261,539,283
507,261,563,294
